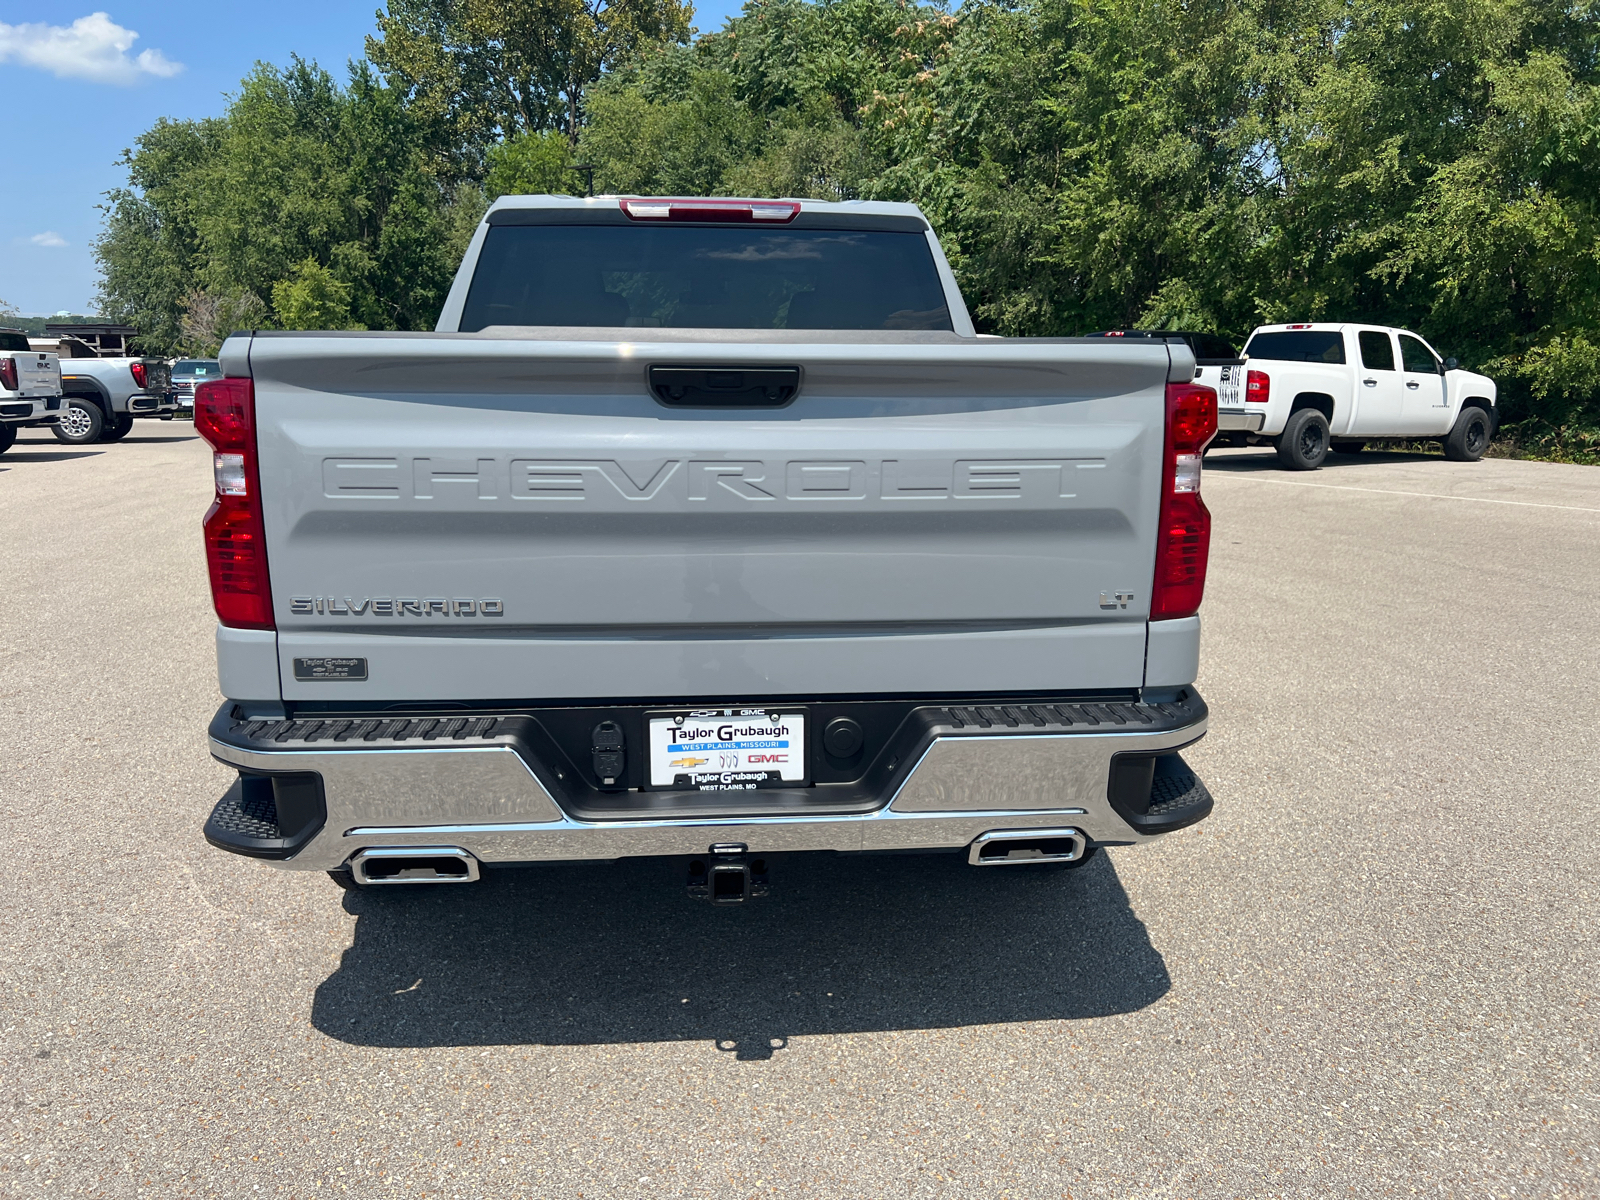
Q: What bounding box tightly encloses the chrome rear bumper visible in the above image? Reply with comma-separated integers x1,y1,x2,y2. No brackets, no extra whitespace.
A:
128,394,179,414
206,695,1211,871
1217,410,1264,431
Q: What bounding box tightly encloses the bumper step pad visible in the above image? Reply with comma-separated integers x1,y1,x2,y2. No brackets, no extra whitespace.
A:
1106,752,1214,835
203,773,326,859
231,714,507,746
938,699,1191,732
1149,760,1212,818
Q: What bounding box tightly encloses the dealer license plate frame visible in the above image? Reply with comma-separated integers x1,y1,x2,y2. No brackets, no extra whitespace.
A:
644,706,810,792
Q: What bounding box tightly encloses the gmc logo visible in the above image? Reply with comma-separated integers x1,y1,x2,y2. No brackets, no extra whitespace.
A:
747,754,788,763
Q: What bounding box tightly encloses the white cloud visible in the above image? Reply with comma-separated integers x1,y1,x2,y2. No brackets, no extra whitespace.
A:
0,12,183,85
29,232,69,248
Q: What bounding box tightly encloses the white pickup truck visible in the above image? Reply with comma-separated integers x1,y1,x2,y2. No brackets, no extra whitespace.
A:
1225,322,1498,469
54,354,176,444
0,328,63,454
196,195,1219,899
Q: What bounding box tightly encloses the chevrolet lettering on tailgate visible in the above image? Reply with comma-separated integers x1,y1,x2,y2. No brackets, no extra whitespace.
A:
322,457,1106,503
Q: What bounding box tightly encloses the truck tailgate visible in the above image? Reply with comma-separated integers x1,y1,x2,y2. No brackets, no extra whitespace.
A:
8,352,59,398
243,333,1174,701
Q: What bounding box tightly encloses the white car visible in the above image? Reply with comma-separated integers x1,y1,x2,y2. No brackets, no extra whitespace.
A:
1230,323,1498,469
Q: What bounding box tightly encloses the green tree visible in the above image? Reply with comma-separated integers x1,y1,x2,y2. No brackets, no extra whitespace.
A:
272,259,364,329
179,288,270,355
485,129,575,197
96,58,474,350
368,0,694,145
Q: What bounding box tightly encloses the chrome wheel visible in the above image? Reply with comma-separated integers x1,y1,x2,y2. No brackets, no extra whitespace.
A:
62,405,94,438
51,398,105,444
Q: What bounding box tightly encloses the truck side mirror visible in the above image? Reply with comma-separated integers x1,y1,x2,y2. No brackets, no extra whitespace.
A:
1444,357,1459,371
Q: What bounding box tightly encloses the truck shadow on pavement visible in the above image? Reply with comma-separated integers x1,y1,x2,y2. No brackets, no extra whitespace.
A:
0,449,105,464
310,850,1168,1059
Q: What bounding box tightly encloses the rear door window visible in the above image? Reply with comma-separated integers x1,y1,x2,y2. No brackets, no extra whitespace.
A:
1398,335,1439,374
1359,331,1396,371
460,225,953,331
1243,331,1346,364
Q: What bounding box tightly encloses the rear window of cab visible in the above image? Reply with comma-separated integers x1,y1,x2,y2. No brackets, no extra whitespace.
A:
1243,330,1346,364
1235,331,1350,364
460,224,953,332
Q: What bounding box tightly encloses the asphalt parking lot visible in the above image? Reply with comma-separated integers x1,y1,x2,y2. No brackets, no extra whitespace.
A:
3,427,1597,1198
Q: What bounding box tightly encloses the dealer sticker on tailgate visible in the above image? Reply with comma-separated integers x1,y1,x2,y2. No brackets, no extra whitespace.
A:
646,708,807,791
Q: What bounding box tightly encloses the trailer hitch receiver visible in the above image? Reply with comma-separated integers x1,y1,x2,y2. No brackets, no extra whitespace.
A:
688,843,769,904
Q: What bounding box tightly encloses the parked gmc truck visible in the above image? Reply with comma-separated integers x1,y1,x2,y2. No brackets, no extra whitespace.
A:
199,196,1218,899
0,329,63,454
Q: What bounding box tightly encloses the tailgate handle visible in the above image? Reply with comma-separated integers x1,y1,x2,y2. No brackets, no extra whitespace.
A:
648,366,800,408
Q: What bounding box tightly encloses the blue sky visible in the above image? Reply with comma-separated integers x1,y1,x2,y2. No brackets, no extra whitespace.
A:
0,0,744,315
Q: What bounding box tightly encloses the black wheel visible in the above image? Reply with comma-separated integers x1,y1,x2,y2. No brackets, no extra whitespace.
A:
1443,406,1491,462
100,413,135,442
1275,408,1330,470
1331,439,1365,455
327,869,360,891
0,423,15,455
52,399,104,444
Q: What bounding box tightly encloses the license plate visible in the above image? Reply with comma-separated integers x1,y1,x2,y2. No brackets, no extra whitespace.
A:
646,707,807,791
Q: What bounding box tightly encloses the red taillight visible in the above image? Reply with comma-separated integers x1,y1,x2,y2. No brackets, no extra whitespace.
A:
1152,382,1216,622
0,357,16,391
129,361,148,389
195,377,273,629
1246,369,1270,402
619,198,801,223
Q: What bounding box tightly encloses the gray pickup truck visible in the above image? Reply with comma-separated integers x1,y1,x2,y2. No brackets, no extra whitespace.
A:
55,354,176,443
198,196,1218,899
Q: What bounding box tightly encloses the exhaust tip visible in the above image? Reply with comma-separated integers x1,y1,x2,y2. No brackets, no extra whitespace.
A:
349,846,481,885
968,828,1087,866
